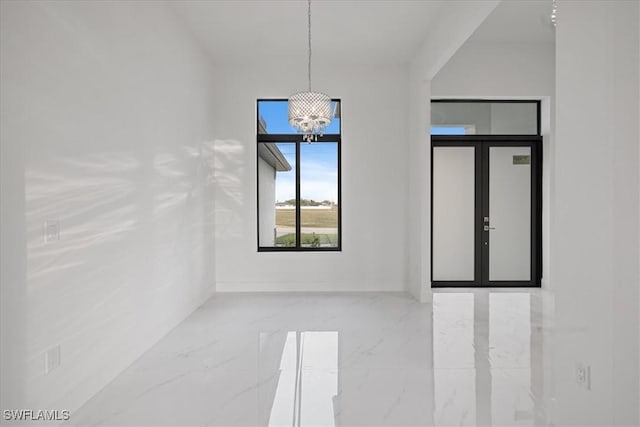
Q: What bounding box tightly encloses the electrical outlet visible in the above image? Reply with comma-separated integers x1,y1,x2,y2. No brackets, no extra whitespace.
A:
575,362,591,390
45,345,61,374
43,220,60,243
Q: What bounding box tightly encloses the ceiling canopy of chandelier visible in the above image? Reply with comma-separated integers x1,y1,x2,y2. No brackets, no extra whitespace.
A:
288,0,331,142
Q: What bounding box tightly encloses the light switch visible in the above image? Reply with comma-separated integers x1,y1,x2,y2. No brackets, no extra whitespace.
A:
45,345,61,374
43,220,60,243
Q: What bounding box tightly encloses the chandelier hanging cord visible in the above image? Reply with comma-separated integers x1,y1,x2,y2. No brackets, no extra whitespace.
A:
287,0,332,142
307,0,312,91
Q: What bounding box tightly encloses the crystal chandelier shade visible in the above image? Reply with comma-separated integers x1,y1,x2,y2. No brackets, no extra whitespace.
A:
288,0,331,142
288,91,332,137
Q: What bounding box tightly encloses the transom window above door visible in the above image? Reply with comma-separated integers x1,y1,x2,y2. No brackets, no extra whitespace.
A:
431,100,540,135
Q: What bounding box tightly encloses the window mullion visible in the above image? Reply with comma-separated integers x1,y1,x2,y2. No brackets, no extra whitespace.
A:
295,140,301,249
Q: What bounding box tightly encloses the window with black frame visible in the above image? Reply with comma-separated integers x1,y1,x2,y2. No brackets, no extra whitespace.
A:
430,99,543,287
257,99,341,251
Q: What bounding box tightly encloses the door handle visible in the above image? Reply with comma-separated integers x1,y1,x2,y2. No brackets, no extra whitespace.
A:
483,225,496,231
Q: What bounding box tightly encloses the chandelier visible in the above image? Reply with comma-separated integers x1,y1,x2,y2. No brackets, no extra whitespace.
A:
288,0,331,142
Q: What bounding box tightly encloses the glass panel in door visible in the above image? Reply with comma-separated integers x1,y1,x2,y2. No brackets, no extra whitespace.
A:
488,147,531,281
432,147,475,281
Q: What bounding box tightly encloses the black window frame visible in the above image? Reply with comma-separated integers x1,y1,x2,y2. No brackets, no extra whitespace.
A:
256,98,342,252
430,99,543,287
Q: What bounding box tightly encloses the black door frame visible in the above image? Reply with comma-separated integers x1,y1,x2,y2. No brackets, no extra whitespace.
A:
431,135,542,287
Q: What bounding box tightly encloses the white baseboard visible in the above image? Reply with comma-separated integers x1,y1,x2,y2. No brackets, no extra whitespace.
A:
215,281,405,293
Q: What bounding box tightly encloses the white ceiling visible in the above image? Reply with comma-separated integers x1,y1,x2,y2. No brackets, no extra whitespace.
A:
172,0,446,64
171,0,554,66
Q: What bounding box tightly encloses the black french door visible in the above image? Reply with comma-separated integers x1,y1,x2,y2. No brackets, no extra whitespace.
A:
431,136,542,287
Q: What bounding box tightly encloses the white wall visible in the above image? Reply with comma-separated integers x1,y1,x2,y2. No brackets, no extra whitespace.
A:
212,62,409,292
206,0,494,298
0,1,216,416
553,1,639,425
404,4,500,302
406,67,431,302
432,42,555,98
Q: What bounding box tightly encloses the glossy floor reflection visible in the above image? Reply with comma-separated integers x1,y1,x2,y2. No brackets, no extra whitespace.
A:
70,291,554,426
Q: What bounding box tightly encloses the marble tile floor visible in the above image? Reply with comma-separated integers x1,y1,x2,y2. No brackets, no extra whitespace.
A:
70,290,555,426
